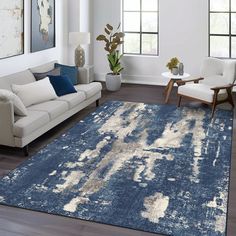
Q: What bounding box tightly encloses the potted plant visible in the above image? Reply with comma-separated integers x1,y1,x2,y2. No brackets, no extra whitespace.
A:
166,57,179,75
96,23,125,91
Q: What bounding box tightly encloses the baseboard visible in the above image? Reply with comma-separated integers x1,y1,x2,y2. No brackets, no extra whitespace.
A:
95,73,167,87
95,73,236,92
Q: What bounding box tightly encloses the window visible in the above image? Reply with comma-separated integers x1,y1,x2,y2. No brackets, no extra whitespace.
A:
122,0,159,55
209,0,236,58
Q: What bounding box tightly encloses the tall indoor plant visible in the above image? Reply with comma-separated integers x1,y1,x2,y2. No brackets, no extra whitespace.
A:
96,23,125,91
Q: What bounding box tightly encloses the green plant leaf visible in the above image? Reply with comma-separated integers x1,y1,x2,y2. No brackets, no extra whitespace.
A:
96,35,107,41
105,28,110,35
106,24,113,31
116,23,121,30
117,32,125,38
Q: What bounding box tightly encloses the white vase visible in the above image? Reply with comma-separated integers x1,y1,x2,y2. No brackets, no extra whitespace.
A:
171,67,179,75
105,74,121,91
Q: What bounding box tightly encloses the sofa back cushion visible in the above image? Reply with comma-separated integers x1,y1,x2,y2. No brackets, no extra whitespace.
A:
0,70,36,91
33,67,61,81
29,60,58,74
55,63,78,85
12,77,58,107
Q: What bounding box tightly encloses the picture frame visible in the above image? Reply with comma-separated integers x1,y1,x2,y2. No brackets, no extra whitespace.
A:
31,0,55,53
0,1,24,59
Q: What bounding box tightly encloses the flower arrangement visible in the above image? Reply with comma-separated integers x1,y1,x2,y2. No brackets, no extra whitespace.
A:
166,57,180,71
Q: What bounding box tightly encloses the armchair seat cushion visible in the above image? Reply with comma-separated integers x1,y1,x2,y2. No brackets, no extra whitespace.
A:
14,111,50,138
75,82,102,99
178,84,228,103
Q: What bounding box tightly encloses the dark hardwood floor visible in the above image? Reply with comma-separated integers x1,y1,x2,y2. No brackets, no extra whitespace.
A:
0,83,235,236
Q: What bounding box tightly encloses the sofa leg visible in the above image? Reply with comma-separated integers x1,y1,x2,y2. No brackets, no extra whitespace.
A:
23,145,29,157
96,99,100,107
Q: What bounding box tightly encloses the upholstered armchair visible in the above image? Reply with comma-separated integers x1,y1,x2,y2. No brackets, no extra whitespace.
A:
177,58,236,117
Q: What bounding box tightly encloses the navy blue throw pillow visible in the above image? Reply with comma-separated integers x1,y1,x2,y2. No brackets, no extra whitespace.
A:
55,63,78,85
48,75,77,97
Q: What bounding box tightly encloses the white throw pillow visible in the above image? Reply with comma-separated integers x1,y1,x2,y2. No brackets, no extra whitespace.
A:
12,77,58,107
0,89,28,116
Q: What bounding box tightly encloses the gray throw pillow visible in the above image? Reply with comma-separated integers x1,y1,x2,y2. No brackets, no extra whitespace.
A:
33,67,61,81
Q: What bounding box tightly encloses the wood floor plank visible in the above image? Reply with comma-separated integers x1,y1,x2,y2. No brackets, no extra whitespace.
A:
0,83,235,236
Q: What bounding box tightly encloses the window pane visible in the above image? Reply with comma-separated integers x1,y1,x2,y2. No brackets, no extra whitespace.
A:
124,0,140,11
232,0,236,11
142,34,158,54
232,37,236,58
124,33,140,53
142,12,158,32
210,0,229,11
232,13,236,34
142,0,158,11
210,13,229,34
210,36,229,57
124,12,140,32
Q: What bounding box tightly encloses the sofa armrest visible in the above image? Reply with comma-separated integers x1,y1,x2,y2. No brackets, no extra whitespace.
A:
0,101,15,147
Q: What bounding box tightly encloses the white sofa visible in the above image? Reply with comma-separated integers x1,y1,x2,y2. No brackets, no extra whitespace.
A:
0,61,102,155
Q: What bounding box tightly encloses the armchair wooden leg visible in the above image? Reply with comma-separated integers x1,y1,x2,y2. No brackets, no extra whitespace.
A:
211,103,217,118
23,145,29,157
211,90,219,118
96,99,100,107
226,88,235,108
177,95,182,107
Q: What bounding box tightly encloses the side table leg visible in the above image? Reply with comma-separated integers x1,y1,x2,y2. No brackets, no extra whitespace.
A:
163,80,171,96
165,80,175,103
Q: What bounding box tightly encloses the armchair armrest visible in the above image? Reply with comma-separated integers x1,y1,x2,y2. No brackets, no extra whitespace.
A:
176,77,204,86
0,101,15,147
211,84,236,91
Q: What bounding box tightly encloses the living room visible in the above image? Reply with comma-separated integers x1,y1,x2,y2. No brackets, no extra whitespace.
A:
0,0,235,236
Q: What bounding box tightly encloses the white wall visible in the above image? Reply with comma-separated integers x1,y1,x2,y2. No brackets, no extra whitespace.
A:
0,0,68,77
67,0,80,65
67,0,93,66
80,0,93,65
93,0,208,85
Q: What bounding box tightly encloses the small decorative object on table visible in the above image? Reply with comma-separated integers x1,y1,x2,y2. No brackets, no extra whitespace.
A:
96,23,125,91
178,62,184,76
166,57,179,75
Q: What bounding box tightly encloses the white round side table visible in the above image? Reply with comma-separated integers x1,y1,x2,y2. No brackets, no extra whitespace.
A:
162,72,190,103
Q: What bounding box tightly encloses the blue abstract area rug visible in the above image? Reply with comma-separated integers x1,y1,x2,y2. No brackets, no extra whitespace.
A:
0,101,233,236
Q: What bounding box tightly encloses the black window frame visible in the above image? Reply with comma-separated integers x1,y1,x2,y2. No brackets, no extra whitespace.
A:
209,0,236,58
122,0,159,56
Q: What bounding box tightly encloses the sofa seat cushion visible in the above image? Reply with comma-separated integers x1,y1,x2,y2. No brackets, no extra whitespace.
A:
57,91,86,109
75,82,102,99
14,111,50,138
28,100,69,120
178,84,228,103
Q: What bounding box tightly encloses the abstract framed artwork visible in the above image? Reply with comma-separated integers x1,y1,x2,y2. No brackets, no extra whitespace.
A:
31,0,55,53
0,1,24,59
